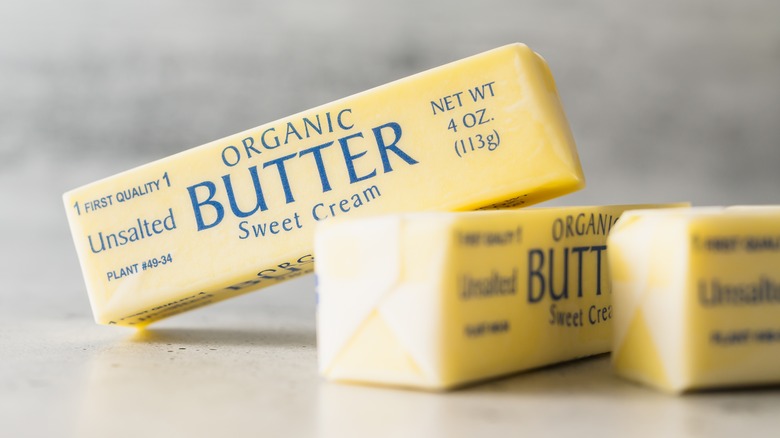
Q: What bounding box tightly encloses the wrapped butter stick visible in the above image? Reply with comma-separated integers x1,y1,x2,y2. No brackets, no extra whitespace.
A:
63,43,585,327
315,204,683,390
609,206,780,393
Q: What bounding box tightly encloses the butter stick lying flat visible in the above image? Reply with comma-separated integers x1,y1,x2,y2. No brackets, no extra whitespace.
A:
63,43,584,327
315,204,682,390
609,206,780,393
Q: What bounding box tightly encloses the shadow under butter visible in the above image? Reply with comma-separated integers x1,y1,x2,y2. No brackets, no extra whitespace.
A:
129,325,316,348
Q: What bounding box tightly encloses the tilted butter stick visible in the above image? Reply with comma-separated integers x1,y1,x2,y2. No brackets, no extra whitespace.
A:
64,43,584,327
315,204,683,390
609,206,780,393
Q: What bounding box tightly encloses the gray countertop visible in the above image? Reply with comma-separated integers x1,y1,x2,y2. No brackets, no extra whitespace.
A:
2,1,780,436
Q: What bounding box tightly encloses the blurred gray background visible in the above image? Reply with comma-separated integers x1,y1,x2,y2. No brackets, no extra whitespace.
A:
1,1,780,436
4,0,780,206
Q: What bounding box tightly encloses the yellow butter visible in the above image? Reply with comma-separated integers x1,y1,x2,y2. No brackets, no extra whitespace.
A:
63,43,584,327
609,206,780,393
315,204,682,390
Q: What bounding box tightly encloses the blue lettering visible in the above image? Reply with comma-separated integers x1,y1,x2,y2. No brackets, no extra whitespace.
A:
242,136,261,158
222,166,268,218
339,132,377,183
261,127,280,149
528,248,545,303
572,246,589,297
299,142,334,192
312,202,327,220
262,153,297,204
221,145,241,167
285,123,303,144
187,181,225,231
549,248,569,300
337,109,354,130
372,122,418,172
303,115,323,137
88,233,104,254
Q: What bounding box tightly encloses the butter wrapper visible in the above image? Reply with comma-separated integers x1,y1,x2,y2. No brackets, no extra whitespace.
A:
63,43,584,326
316,204,684,390
610,206,780,393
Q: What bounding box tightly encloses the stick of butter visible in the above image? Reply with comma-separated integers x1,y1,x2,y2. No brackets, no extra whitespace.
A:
609,206,780,393
63,43,585,327
315,204,683,390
